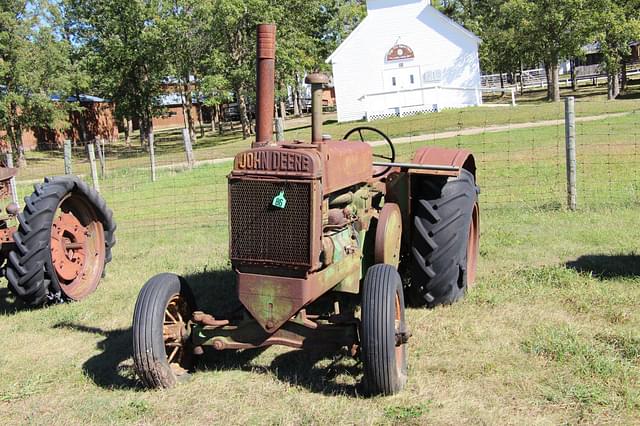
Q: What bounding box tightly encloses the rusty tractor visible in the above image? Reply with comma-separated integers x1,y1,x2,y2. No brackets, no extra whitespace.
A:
132,24,479,395
0,168,116,305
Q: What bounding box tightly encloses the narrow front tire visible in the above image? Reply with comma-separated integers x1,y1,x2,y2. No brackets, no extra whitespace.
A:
361,264,408,395
132,273,195,389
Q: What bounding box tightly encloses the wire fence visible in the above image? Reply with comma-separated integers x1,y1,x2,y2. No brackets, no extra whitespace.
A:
11,98,640,243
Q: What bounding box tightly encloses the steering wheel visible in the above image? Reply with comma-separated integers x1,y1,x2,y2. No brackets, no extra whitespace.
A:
343,126,396,178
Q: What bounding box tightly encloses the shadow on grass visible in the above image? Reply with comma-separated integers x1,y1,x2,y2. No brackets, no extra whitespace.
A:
53,322,139,390
616,91,640,100
566,254,640,279
198,346,362,397
185,269,363,397
269,348,362,396
53,268,363,396
0,287,30,316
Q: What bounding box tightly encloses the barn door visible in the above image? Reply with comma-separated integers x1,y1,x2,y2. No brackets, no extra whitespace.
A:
383,66,423,107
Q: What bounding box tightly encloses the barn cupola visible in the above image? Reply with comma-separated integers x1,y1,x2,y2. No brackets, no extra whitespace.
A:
367,0,430,14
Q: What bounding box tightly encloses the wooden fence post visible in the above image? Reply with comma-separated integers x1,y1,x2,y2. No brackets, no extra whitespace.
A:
87,143,100,192
95,139,106,178
565,96,577,211
182,128,195,168
64,139,72,175
275,117,284,142
5,152,19,208
149,132,157,182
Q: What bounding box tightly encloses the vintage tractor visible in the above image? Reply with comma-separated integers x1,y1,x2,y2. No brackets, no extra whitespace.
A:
132,24,479,395
0,168,116,305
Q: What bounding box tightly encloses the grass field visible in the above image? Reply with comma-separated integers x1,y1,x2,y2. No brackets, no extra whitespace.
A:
1,91,639,424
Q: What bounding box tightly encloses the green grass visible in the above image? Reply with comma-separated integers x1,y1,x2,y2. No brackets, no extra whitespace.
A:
0,92,639,424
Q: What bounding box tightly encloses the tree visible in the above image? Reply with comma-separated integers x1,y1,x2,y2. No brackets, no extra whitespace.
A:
436,0,531,93
158,0,211,142
56,1,95,143
69,0,168,147
590,0,640,99
203,0,279,139
0,0,71,166
501,0,593,102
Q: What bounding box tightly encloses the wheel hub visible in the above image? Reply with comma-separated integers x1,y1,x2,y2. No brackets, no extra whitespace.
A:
51,213,88,282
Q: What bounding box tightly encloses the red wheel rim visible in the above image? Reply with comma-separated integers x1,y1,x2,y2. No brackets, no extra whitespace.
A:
50,193,105,300
394,293,405,374
164,294,191,375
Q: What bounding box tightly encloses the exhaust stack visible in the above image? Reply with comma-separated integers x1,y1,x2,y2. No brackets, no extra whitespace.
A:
255,24,276,147
305,73,330,143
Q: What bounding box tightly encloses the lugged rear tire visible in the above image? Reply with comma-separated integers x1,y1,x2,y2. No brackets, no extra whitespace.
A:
409,169,479,308
133,273,195,389
361,264,408,396
6,176,116,305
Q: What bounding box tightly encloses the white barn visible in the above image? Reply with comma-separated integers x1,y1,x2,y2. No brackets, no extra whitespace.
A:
326,0,482,122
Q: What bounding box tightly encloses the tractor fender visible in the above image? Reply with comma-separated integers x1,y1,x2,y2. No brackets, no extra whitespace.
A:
411,147,476,178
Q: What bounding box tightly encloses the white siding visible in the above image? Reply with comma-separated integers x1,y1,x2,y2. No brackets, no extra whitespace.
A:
328,0,481,123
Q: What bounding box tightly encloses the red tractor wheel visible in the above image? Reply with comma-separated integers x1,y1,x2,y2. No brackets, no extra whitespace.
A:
6,176,116,305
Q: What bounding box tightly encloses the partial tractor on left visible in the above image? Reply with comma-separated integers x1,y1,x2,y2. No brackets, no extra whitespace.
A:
0,166,116,305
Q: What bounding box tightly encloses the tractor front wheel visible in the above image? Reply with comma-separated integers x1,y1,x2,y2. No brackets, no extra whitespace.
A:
133,273,196,389
361,264,408,395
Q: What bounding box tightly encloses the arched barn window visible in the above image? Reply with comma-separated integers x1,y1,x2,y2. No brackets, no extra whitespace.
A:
386,44,415,62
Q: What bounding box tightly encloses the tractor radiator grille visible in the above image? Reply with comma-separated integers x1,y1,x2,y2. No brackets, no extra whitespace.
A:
229,179,312,268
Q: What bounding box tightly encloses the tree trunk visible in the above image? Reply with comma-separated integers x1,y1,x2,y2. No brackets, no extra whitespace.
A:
545,62,560,102
217,105,224,135
75,90,88,143
551,62,560,102
197,104,204,138
125,118,132,147
139,117,147,148
211,105,218,134
519,61,524,96
236,88,250,139
292,88,300,117
499,72,505,97
296,86,304,115
570,59,577,91
621,60,628,92
183,81,196,143
544,63,552,100
7,102,26,167
608,71,621,100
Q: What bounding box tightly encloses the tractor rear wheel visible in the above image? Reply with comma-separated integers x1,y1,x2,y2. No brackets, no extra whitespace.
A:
361,264,408,396
6,176,116,305
133,273,196,389
409,169,479,307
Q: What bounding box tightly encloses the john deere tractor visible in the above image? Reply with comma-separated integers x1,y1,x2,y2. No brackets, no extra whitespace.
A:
132,24,479,395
